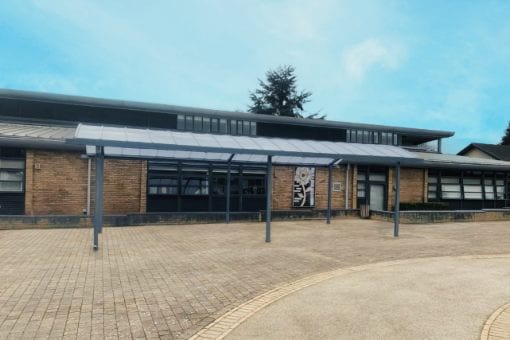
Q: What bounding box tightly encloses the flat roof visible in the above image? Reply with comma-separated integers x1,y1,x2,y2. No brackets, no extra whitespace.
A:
0,88,455,139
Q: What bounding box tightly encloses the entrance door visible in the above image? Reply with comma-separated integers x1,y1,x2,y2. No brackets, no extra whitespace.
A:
370,184,385,211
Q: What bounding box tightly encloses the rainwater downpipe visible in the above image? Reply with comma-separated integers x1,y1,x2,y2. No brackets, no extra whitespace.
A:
86,157,91,215
345,162,350,209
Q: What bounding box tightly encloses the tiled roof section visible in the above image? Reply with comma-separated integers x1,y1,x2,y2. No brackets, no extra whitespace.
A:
458,143,510,161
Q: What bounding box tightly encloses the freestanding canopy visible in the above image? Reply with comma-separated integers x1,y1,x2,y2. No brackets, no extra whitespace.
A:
68,123,424,249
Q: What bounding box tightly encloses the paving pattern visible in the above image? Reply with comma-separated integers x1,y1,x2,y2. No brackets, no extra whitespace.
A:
1,219,510,339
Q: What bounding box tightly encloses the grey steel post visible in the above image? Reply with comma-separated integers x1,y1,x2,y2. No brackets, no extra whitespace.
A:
394,162,401,237
226,154,234,224
266,155,272,243
93,145,105,250
327,164,333,224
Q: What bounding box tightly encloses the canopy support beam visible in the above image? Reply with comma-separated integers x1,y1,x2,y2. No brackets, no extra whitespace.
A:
93,145,104,250
394,162,401,237
266,155,273,243
225,154,235,224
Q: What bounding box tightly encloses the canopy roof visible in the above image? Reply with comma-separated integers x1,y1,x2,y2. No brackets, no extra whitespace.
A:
71,123,423,166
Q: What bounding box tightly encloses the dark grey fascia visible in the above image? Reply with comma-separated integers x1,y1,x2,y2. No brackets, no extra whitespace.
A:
0,88,455,139
0,137,84,151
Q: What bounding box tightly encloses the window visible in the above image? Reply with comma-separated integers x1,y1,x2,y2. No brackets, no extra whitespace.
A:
237,120,243,135
177,115,185,129
357,182,366,198
148,177,178,195
484,179,495,199
147,165,178,195
202,117,211,133
441,177,461,199
243,121,251,136
428,176,438,200
369,173,386,182
373,131,380,144
0,159,24,193
250,122,257,136
463,178,482,199
357,172,366,198
219,119,228,133
185,115,193,130
381,132,388,145
350,130,356,143
363,131,369,143
181,170,208,195
230,120,237,135
496,179,505,200
242,173,265,195
211,118,219,133
193,116,202,132
357,130,363,143
211,170,239,195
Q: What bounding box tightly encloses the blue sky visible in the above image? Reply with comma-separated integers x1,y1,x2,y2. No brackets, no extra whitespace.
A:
1,0,509,153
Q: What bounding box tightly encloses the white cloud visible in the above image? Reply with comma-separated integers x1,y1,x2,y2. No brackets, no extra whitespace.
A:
342,38,406,81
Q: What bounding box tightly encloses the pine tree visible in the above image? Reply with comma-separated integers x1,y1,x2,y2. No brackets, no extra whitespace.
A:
248,66,323,119
501,121,510,145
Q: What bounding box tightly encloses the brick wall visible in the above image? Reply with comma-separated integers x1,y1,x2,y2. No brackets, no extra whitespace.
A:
25,150,147,215
387,167,427,210
272,165,350,210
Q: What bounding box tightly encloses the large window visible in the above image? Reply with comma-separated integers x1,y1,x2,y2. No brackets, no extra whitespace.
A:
241,171,265,195
0,159,24,193
181,169,208,195
147,165,178,195
463,178,482,199
211,170,239,195
441,177,461,199
427,171,509,202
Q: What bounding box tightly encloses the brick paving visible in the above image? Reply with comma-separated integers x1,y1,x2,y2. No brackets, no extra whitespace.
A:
1,219,510,339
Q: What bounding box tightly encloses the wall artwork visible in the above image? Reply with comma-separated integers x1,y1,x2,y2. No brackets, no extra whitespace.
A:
293,167,315,208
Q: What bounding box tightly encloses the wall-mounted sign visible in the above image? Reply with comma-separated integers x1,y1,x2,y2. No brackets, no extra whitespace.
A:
293,167,315,208
333,182,342,192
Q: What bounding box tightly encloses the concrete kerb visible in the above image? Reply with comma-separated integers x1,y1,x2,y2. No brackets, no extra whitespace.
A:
480,301,510,340
190,254,510,340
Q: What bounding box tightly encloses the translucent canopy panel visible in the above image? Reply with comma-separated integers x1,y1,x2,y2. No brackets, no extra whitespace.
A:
85,146,335,165
73,124,423,165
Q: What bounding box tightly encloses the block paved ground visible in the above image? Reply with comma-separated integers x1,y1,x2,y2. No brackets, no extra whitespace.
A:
1,219,510,339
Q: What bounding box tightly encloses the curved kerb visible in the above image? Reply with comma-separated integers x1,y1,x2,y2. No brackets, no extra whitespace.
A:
480,301,510,340
190,254,510,340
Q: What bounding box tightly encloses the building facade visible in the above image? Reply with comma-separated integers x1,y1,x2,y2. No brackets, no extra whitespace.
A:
0,89,509,218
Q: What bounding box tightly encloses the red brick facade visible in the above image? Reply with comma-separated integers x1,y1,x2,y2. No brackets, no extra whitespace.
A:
24,150,147,215
22,150,427,215
272,165,353,210
387,167,427,210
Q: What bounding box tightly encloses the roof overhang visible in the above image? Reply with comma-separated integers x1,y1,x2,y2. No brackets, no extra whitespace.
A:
69,123,424,166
